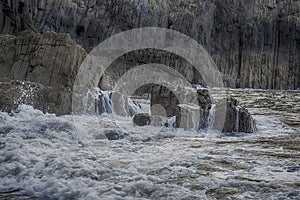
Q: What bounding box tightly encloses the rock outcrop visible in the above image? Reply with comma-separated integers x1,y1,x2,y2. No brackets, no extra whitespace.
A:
176,104,201,131
213,98,256,133
1,0,299,90
133,113,151,126
0,31,86,114
104,129,127,140
151,86,212,128
150,85,255,132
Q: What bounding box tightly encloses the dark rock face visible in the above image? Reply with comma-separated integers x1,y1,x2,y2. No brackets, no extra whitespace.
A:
0,80,45,113
196,89,212,128
150,85,179,117
151,86,213,129
1,0,299,90
214,98,256,133
0,31,86,115
0,80,73,115
104,129,126,140
133,113,151,126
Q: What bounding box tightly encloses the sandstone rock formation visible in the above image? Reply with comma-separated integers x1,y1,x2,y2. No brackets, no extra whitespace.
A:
0,31,86,114
1,0,299,90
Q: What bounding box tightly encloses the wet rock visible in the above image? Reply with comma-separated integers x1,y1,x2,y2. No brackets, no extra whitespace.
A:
133,113,151,126
0,141,5,149
176,104,201,130
150,85,179,117
0,31,86,115
196,89,212,129
111,92,128,116
151,87,212,130
214,98,256,133
2,0,298,90
104,129,126,140
150,116,168,127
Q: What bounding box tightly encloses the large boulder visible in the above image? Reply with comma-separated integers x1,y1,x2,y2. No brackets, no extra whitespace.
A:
213,98,256,133
0,80,72,115
0,31,86,115
150,85,179,117
151,86,212,130
175,104,201,131
133,113,151,126
104,129,127,140
196,89,212,129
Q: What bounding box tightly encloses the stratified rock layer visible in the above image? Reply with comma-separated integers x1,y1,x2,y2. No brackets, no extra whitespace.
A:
0,31,86,114
1,0,299,90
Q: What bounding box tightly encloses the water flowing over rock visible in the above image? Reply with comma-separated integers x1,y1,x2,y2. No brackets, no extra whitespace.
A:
151,86,213,130
1,0,299,90
0,31,86,114
151,85,255,132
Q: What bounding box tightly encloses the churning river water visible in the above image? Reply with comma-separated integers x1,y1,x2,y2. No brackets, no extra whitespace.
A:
0,89,299,199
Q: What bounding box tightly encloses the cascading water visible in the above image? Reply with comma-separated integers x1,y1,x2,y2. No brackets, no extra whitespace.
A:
83,88,113,115
193,84,206,90
100,90,113,114
207,104,216,130
128,98,150,116
235,106,240,132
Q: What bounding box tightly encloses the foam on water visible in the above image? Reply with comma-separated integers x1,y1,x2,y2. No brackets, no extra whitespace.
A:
128,98,150,116
1,88,300,199
207,104,216,130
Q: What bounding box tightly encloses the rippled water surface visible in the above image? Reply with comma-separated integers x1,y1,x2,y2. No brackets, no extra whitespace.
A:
0,89,299,199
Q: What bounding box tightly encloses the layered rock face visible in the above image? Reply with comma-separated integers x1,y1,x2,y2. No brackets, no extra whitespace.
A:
1,0,299,89
0,31,86,114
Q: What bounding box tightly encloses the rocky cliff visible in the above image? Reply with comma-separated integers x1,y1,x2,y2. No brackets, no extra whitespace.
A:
1,0,299,89
0,31,86,114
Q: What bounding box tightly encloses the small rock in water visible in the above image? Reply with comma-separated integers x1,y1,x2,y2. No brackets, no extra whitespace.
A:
133,113,151,126
0,141,5,149
104,129,127,140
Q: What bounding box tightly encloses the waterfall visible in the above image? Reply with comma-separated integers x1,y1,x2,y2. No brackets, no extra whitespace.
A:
207,104,216,129
128,98,150,116
82,89,91,114
82,88,113,115
100,90,113,114
235,106,240,132
193,84,206,90
166,116,176,128
94,87,101,115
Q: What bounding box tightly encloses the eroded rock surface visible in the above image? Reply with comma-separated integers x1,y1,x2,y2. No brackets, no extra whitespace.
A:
213,98,256,133
0,31,86,114
1,0,299,89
